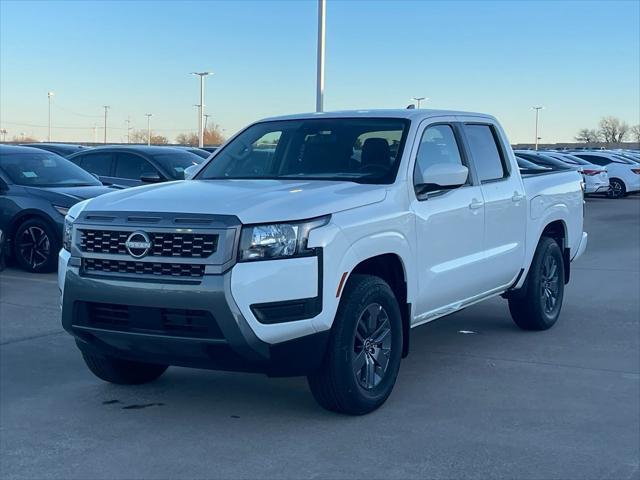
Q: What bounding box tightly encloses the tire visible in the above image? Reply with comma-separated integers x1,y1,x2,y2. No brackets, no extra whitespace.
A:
307,274,403,415
81,351,168,385
508,237,565,331
607,178,626,199
13,218,59,273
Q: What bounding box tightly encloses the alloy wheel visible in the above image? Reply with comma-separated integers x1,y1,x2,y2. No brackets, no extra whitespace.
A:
352,303,392,390
540,254,560,315
18,226,50,270
607,180,623,198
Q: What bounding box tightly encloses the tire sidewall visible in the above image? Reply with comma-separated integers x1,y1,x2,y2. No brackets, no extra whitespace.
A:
332,277,403,409
608,178,625,199
13,218,59,273
530,238,564,327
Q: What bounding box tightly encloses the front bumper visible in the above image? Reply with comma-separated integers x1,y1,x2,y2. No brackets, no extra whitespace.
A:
61,260,329,377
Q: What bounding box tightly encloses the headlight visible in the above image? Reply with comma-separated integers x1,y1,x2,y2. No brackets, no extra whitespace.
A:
63,215,75,252
53,205,70,216
238,216,329,261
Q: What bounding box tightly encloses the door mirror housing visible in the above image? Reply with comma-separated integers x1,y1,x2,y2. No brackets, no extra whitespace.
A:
415,163,468,195
184,164,199,180
140,172,162,183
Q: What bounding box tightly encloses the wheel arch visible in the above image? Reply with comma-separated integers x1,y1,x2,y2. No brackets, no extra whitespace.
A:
7,209,59,248
343,253,411,358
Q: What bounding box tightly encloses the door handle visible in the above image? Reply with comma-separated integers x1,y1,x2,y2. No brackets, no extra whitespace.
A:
469,199,484,210
512,192,525,202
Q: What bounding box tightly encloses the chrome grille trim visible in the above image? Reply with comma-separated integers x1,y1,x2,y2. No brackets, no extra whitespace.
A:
79,229,218,258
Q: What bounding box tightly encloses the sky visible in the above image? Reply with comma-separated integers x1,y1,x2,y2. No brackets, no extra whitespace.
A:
0,0,639,144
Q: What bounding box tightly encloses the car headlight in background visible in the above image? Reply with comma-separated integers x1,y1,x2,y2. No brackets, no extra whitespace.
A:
238,216,330,261
63,215,75,251
53,205,70,216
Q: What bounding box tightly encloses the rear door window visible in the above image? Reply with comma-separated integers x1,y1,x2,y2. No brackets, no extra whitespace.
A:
79,153,113,176
464,124,508,182
114,153,159,180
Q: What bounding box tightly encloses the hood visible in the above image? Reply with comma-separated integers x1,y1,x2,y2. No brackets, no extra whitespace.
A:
83,179,387,223
23,185,116,205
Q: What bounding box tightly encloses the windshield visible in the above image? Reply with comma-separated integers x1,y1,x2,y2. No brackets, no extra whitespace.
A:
0,150,102,187
152,151,204,179
197,118,411,184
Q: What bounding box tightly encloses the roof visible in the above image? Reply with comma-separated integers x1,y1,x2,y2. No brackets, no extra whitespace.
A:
79,145,187,154
262,108,494,122
0,144,52,154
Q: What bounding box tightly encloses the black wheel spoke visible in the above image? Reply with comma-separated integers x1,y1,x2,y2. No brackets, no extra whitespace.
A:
352,302,392,390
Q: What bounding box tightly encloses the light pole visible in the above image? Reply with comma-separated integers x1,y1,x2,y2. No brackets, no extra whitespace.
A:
125,117,132,144
47,92,54,141
191,72,212,148
411,97,428,109
102,105,110,143
204,114,210,132
316,0,326,112
145,114,152,146
532,106,544,150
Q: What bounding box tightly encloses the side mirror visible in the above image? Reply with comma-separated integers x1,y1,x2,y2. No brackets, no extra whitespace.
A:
140,172,162,183
416,163,468,195
184,164,199,180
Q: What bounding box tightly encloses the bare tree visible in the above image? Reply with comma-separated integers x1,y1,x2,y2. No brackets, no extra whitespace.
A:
176,125,225,146
574,128,600,143
129,129,168,145
630,124,640,143
12,134,38,142
598,116,629,144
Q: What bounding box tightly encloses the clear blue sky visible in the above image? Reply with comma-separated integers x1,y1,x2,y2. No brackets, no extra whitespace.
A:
1,0,638,143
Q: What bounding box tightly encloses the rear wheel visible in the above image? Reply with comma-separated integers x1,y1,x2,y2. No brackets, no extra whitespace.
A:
13,218,58,273
81,350,168,385
307,274,403,415
607,178,626,199
508,237,564,330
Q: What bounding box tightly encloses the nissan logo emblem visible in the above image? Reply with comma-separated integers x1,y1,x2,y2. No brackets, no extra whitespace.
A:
125,231,152,258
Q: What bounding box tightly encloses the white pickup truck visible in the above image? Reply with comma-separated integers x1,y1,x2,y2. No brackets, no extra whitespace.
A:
59,109,587,415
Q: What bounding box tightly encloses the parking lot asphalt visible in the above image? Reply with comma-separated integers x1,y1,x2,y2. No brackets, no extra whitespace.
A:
1,196,639,480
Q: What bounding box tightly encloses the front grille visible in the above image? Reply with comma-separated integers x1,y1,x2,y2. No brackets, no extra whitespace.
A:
83,258,205,278
79,229,218,258
80,302,224,339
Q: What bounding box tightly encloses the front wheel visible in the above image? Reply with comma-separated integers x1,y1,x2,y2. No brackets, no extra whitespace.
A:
607,178,626,199
508,237,565,330
307,274,403,415
13,218,58,273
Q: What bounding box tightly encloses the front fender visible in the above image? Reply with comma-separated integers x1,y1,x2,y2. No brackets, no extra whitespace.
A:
307,215,415,333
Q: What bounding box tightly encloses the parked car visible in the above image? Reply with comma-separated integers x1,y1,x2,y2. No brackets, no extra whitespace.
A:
67,146,203,188
569,151,640,198
516,156,552,174
171,146,211,159
543,152,609,195
59,109,586,414
0,145,114,272
20,143,91,157
514,150,577,171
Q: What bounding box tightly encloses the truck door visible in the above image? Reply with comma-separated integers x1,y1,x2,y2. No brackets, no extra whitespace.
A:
410,121,488,322
461,122,527,290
